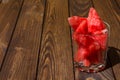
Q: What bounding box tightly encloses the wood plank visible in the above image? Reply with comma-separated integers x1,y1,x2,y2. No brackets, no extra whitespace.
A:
1,0,10,3
0,0,45,80
115,0,120,9
37,0,74,80
107,0,120,22
69,0,115,80
69,0,93,17
92,0,120,80
0,0,23,68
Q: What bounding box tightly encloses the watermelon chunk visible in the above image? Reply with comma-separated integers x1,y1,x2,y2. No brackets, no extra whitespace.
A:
89,51,100,64
87,8,105,33
86,41,101,64
88,41,101,53
88,18,105,33
76,20,88,34
93,33,108,50
88,7,100,19
68,16,86,31
73,34,93,46
74,47,89,62
79,47,89,60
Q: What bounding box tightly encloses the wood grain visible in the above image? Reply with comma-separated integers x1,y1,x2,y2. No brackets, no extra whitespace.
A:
92,0,120,80
0,0,23,68
1,0,10,3
36,0,74,80
69,0,115,80
69,0,93,17
0,0,119,79
0,0,45,80
107,0,120,23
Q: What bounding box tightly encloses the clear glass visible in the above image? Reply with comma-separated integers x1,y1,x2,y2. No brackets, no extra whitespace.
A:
74,22,110,72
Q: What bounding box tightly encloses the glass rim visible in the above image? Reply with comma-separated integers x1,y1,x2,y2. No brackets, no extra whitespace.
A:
104,21,110,37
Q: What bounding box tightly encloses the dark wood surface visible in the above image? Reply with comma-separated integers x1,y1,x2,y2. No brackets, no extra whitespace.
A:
0,0,119,80
0,0,24,68
36,0,74,80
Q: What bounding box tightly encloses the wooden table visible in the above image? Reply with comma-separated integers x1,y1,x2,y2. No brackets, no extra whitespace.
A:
0,0,120,80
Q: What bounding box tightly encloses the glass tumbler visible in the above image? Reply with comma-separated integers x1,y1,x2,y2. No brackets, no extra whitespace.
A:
74,22,110,72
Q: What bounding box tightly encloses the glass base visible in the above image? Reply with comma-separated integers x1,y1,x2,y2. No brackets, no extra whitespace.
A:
74,62,105,73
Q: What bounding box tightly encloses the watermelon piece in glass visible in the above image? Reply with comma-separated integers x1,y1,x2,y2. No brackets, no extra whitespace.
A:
68,7,110,72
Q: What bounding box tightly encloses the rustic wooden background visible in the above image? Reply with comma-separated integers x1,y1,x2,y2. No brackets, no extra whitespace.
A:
0,0,120,80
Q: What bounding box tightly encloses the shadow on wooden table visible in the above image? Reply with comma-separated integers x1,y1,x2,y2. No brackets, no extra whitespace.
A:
75,47,120,80
105,47,120,69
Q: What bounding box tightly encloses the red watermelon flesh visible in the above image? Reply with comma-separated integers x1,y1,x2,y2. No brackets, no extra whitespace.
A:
88,18,105,33
74,49,82,62
88,45,101,64
76,20,88,34
88,41,101,53
68,16,86,31
86,41,101,64
73,34,93,46
93,33,108,50
79,47,89,60
87,8,105,33
88,51,100,64
74,47,89,62
92,28,108,35
83,59,91,67
88,7,100,19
